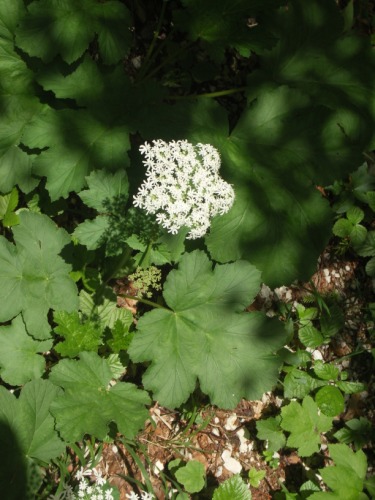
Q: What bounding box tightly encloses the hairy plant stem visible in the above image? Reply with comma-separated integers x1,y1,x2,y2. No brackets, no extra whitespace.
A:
121,293,168,310
169,87,247,100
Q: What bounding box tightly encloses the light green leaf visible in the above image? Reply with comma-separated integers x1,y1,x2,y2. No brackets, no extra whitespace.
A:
284,368,325,399
313,361,339,381
309,444,368,500
53,311,103,358
79,288,133,330
347,206,364,225
256,416,286,452
49,351,150,442
0,188,19,227
0,380,65,463
107,320,133,353
298,325,324,349
129,250,286,408
351,224,367,246
0,211,78,339
175,461,205,494
213,474,251,500
336,380,366,394
15,0,131,64
0,315,52,385
248,468,266,488
73,216,110,251
78,169,129,212
280,396,332,457
315,386,345,417
333,218,353,238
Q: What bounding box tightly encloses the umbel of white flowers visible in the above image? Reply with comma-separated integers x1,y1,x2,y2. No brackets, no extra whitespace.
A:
133,139,235,239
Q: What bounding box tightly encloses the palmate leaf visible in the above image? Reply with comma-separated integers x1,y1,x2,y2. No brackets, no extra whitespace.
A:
0,315,52,385
205,85,360,286
73,169,129,250
53,311,103,358
0,0,42,194
213,474,251,500
250,0,375,147
0,380,65,463
174,0,281,61
15,0,132,64
21,106,130,200
49,351,150,442
0,211,78,339
280,396,332,457
129,250,286,409
78,169,129,212
309,444,368,500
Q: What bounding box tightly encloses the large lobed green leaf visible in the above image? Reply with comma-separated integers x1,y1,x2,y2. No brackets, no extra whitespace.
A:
15,0,132,64
205,87,338,286
174,0,282,61
0,211,78,339
0,379,65,463
0,315,52,385
129,250,286,408
49,351,150,442
0,0,42,194
21,106,130,201
280,396,332,457
248,0,375,147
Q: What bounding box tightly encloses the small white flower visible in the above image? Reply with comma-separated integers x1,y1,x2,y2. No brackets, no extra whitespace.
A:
105,491,114,500
133,140,234,239
79,479,88,491
126,492,140,500
141,493,155,500
75,468,85,481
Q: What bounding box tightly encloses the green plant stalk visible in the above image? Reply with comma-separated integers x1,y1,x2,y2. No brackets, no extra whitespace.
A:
137,0,169,81
169,87,247,100
121,293,168,310
121,440,155,495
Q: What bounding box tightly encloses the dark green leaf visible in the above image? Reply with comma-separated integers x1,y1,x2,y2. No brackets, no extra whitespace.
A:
129,250,286,408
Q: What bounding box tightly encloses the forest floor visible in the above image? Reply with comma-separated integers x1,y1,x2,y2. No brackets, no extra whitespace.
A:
90,239,374,499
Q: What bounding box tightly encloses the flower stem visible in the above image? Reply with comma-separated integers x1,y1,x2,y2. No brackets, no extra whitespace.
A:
168,87,247,100
137,0,169,81
121,293,168,310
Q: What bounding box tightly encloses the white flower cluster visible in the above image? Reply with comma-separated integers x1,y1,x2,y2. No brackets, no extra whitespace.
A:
126,492,154,500
52,466,117,500
133,140,235,239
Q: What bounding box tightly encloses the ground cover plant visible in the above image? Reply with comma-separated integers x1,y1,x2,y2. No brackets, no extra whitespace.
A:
0,0,374,498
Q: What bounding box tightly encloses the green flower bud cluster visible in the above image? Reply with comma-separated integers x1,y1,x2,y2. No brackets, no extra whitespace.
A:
128,266,162,298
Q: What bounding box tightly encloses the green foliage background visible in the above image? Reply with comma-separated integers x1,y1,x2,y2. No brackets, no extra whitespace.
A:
0,0,374,496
